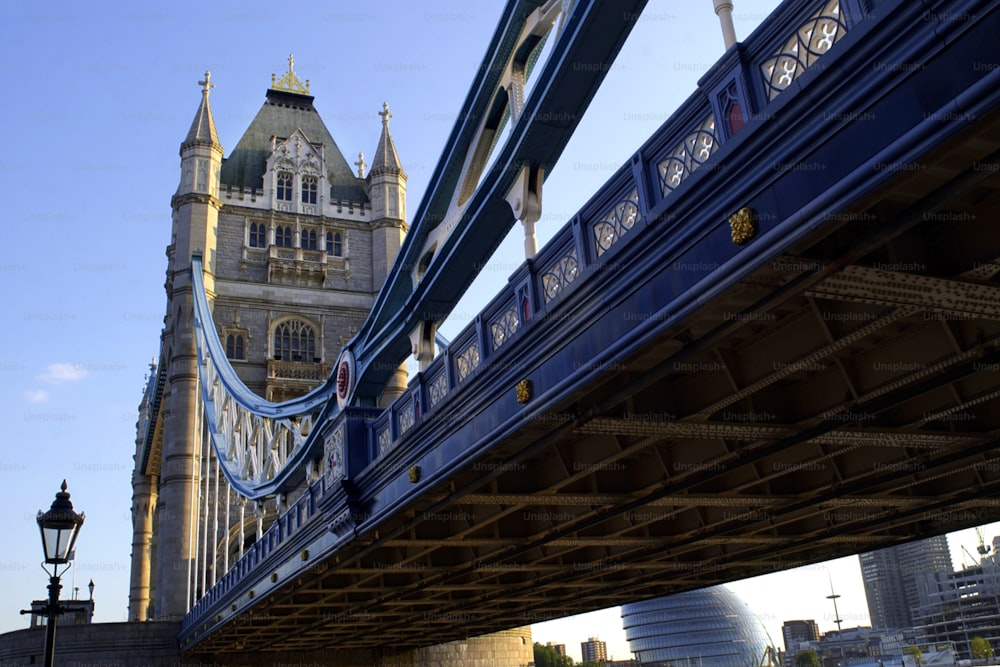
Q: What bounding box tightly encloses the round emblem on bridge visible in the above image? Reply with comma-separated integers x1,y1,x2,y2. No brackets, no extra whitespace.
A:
335,349,355,409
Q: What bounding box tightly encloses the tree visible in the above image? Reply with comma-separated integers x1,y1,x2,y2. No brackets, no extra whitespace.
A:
971,636,995,661
795,649,821,667
903,645,924,666
533,642,574,667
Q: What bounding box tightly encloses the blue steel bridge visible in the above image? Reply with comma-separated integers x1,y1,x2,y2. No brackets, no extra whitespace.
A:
179,0,1000,655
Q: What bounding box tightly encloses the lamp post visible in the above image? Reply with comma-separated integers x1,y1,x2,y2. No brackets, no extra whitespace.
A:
35,480,86,667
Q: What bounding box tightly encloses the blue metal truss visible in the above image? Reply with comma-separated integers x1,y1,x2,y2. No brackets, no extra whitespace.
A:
190,0,649,499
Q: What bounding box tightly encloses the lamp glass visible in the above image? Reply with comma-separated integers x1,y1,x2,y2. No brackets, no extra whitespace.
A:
36,480,85,565
39,522,80,564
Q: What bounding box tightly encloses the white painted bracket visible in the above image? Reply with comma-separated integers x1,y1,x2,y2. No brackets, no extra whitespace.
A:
505,165,544,258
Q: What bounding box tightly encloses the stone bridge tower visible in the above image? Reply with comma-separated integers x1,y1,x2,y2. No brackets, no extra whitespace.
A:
129,57,410,622
127,59,531,665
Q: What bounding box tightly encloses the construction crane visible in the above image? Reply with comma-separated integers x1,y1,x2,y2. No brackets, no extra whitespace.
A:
978,527,992,557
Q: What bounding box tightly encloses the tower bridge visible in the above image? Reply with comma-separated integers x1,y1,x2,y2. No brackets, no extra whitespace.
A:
124,0,1000,661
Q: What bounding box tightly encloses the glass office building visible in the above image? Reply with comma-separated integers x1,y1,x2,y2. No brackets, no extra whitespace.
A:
622,586,774,667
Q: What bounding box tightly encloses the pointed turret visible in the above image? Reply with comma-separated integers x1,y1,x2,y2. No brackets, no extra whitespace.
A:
367,102,409,405
370,102,406,179
176,71,224,199
183,71,221,149
158,72,225,620
367,102,407,222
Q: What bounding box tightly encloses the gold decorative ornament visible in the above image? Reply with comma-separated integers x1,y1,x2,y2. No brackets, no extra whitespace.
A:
516,379,533,404
270,53,311,95
300,549,309,561
409,465,421,483
729,206,757,245
270,572,278,583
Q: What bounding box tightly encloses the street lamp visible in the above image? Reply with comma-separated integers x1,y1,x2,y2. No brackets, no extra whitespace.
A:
35,480,85,667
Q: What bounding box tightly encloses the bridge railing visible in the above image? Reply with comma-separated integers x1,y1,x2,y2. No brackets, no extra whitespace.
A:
184,481,324,625
364,0,870,470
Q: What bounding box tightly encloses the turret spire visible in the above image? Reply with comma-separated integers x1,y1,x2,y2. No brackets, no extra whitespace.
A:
370,101,405,178
183,70,221,149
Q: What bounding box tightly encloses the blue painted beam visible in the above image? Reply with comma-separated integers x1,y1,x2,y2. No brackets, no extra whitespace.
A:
180,0,1000,645
350,0,650,401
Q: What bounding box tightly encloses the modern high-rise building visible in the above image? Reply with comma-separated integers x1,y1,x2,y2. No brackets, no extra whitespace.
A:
548,642,567,656
859,536,953,629
914,552,1000,661
781,620,820,667
582,636,608,662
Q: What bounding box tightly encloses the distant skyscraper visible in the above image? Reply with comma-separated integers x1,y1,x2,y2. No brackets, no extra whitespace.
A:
781,620,819,667
583,636,608,662
859,536,953,629
549,642,567,656
782,619,819,647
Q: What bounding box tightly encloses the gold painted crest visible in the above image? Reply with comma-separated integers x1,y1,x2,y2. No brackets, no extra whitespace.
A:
729,207,757,245
516,379,533,404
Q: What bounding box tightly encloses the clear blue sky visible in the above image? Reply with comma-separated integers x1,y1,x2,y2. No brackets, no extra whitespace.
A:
0,0,995,662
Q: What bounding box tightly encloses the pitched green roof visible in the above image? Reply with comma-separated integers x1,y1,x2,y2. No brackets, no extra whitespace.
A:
220,88,367,203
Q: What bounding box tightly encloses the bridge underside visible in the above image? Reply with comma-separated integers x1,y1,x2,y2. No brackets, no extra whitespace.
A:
187,96,1000,654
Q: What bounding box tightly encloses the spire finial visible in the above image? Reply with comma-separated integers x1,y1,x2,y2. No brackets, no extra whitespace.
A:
199,71,214,97
355,152,367,178
270,55,310,95
379,101,392,127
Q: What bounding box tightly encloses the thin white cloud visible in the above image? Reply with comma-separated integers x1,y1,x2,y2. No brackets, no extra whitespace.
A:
25,389,49,403
39,363,88,384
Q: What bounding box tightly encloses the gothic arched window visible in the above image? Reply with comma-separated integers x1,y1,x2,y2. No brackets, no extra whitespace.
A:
275,225,292,248
276,172,293,201
273,320,317,362
248,222,266,248
301,175,318,204
301,229,317,250
327,232,343,257
226,333,245,360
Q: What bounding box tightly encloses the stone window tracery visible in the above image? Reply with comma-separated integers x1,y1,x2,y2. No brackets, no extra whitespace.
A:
301,228,318,250
275,225,293,248
301,175,318,204
276,172,293,201
327,232,344,257
248,222,266,248
272,319,317,362
225,331,246,360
